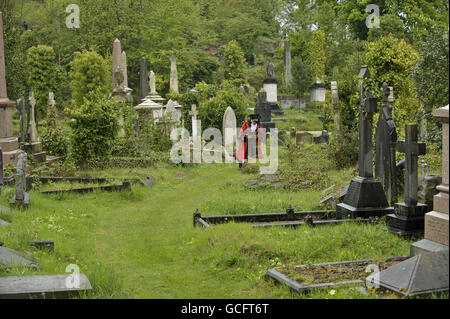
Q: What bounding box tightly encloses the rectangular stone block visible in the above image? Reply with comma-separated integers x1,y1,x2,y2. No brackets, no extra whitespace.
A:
425,211,449,246
0,105,13,138
0,137,19,152
433,190,449,215
24,142,42,154
411,239,449,256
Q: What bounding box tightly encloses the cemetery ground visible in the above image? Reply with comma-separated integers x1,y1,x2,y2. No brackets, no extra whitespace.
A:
0,151,445,299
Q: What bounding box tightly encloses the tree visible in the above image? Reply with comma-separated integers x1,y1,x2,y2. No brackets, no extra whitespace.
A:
69,50,110,107
309,29,326,83
26,45,58,118
221,40,247,85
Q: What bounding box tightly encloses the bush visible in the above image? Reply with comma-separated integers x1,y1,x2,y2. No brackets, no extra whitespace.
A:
41,105,69,157
67,90,119,167
326,128,359,169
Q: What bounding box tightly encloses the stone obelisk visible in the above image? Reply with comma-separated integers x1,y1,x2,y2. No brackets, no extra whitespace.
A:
0,11,22,166
170,55,179,94
140,57,149,101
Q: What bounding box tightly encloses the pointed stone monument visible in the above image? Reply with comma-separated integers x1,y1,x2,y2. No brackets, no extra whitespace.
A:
223,106,237,162
111,39,127,103
170,55,179,94
375,83,398,204
336,66,393,219
140,57,149,101
386,124,427,237
0,11,22,166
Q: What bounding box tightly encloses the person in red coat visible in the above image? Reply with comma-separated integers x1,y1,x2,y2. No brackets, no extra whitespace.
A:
236,114,264,169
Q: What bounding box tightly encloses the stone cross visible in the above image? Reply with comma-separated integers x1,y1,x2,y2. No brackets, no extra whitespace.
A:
27,92,39,143
331,81,341,138
189,104,199,138
170,55,179,94
140,57,149,100
149,71,156,94
398,124,426,206
284,39,292,89
358,66,378,178
15,152,27,201
375,82,398,203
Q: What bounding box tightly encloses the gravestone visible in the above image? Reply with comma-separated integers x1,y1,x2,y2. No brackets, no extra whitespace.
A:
223,106,237,161
17,98,25,143
386,124,427,237
111,39,127,102
140,57,149,101
375,83,398,204
135,70,164,125
10,153,29,208
0,247,39,269
331,81,342,139
263,63,283,115
189,104,200,139
121,51,128,89
253,89,275,131
170,55,179,94
0,12,21,166
313,130,329,144
146,71,166,104
284,39,292,89
24,92,46,163
336,66,393,219
310,79,326,103
296,132,313,145
412,105,449,254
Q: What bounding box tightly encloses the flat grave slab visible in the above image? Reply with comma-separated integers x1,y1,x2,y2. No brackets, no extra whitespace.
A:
266,256,408,294
0,247,40,269
0,274,92,299
0,218,10,227
40,181,131,195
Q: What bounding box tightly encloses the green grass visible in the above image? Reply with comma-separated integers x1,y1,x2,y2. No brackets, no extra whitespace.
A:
272,108,323,132
0,162,431,299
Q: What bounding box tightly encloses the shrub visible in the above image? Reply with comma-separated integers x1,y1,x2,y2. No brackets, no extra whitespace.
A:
326,128,359,169
67,90,119,167
41,104,69,157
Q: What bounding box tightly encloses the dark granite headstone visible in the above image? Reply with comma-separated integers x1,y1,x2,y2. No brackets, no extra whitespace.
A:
313,130,329,144
336,66,393,219
254,89,275,131
140,57,149,101
386,124,427,237
366,250,449,296
375,83,398,204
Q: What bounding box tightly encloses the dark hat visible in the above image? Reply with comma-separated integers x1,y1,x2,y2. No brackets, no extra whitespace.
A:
248,113,261,121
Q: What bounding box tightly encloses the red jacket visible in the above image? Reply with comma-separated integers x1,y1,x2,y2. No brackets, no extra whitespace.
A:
236,121,264,163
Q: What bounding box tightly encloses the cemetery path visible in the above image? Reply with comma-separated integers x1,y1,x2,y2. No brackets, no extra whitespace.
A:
91,165,252,298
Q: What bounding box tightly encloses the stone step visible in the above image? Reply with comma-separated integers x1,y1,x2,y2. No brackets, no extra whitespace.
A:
0,274,92,299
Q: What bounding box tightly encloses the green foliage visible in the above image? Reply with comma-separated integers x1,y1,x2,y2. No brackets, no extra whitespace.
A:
200,87,248,131
41,105,69,157
26,45,58,118
365,35,419,130
309,30,326,83
167,91,199,135
69,50,110,108
221,40,247,85
67,90,119,167
326,128,359,169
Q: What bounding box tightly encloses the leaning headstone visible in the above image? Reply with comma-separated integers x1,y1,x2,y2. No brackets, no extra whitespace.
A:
10,153,29,208
0,274,92,299
411,105,449,254
386,124,427,237
0,12,21,166
336,66,393,219
223,106,237,161
375,83,398,204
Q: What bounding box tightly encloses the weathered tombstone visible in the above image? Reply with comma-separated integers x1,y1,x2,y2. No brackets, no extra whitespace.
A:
313,130,329,144
331,81,342,139
10,153,29,208
254,89,275,131
170,55,179,94
336,66,393,219
111,39,127,103
263,63,283,115
140,57,149,101
418,174,442,211
223,106,237,161
386,124,427,237
24,92,46,163
310,79,326,103
296,132,313,145
0,12,21,166
284,39,292,89
411,105,449,254
375,83,398,204
146,71,165,104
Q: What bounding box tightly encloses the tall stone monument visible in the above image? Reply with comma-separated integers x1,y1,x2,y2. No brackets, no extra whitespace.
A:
284,39,292,89
336,66,393,219
170,55,179,94
412,105,449,253
24,92,46,163
375,83,397,204
331,81,342,139
140,57,149,101
386,124,427,236
0,11,21,166
263,63,283,115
